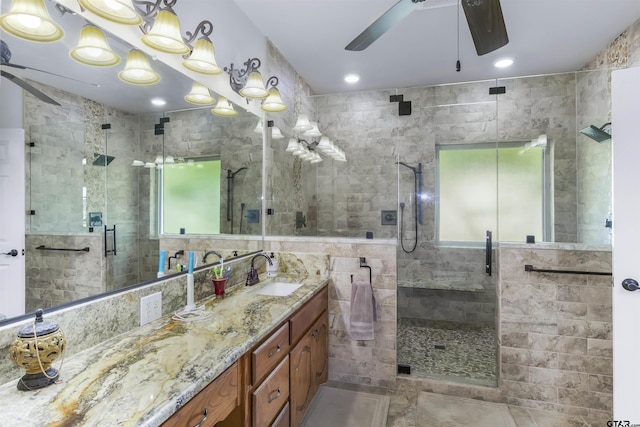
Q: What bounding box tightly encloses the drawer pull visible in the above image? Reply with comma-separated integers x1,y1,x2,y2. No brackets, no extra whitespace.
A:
192,408,208,427
268,345,282,358
268,387,282,403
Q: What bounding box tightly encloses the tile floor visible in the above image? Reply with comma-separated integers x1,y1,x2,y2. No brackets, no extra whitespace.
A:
327,380,599,427
397,317,497,385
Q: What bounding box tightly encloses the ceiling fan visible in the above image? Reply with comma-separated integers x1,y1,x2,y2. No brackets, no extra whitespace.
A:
345,0,509,56
1,39,101,106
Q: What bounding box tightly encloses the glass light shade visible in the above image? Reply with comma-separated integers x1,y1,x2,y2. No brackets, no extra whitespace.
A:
144,162,156,168
292,114,313,132
182,37,222,75
0,0,64,42
70,25,121,67
271,126,284,140
154,155,163,164
184,82,216,105
165,155,175,164
253,120,263,134
310,152,323,163
239,71,268,99
261,88,287,112
317,136,335,153
78,0,141,25
303,122,322,138
132,160,145,166
211,96,238,117
285,138,299,152
141,8,190,55
118,50,160,85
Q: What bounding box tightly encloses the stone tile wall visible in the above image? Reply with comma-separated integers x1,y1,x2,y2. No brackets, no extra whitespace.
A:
265,238,398,388
499,245,612,423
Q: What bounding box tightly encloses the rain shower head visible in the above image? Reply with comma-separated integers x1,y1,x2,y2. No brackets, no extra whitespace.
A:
580,123,611,143
92,153,115,166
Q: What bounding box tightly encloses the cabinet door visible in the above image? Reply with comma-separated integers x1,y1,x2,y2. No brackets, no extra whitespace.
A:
311,311,329,391
162,362,239,427
289,333,314,427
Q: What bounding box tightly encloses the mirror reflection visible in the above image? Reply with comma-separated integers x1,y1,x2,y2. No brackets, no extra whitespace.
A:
0,2,264,323
267,69,613,247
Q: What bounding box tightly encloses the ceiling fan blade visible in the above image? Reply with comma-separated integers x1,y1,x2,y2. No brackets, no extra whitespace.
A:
461,0,509,56
1,70,61,106
345,0,417,51
3,62,100,87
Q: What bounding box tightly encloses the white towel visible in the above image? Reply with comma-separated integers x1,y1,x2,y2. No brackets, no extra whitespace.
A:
349,280,376,341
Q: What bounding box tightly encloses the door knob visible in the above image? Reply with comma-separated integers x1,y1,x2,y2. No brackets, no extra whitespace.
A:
622,278,640,291
2,249,18,257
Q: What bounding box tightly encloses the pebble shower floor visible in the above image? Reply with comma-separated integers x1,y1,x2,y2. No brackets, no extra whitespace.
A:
397,317,497,385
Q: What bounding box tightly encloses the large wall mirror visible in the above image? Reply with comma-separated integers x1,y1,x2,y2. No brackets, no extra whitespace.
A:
0,1,264,324
266,69,613,247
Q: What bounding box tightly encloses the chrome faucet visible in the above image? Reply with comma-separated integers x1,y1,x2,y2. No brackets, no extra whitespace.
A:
246,253,273,286
203,250,223,264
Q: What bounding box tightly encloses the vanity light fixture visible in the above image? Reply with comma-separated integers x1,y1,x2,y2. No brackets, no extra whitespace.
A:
118,49,160,85
0,0,64,42
271,126,284,140
70,25,121,67
141,5,189,54
77,0,142,25
253,120,264,134
182,35,222,75
211,95,238,117
184,81,216,105
292,114,313,132
225,58,287,112
303,122,322,138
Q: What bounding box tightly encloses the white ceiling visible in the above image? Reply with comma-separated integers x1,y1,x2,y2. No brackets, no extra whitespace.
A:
2,1,640,113
234,0,640,95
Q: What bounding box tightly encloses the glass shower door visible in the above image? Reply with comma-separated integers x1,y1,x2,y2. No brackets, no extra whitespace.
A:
396,79,499,386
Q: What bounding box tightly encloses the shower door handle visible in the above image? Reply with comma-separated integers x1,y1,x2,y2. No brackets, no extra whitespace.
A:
485,230,492,276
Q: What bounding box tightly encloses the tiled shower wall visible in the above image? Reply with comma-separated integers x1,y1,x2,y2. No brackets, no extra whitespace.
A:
499,246,612,423
265,238,398,388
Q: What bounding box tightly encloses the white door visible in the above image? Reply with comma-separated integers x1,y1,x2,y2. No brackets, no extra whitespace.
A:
612,67,640,422
0,128,25,318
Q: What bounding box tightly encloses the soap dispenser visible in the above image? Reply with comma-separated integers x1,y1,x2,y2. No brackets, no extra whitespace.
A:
267,252,278,277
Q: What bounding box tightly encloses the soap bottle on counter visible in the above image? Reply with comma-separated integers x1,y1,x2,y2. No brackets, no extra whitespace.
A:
267,252,278,277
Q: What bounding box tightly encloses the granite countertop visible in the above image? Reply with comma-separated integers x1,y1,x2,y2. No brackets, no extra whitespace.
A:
0,274,328,427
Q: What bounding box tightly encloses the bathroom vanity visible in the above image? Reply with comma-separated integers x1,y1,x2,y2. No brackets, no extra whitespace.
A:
0,274,329,427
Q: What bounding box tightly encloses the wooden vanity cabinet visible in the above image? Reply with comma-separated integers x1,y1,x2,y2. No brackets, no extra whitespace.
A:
162,360,240,427
164,285,328,427
289,310,328,427
250,285,328,427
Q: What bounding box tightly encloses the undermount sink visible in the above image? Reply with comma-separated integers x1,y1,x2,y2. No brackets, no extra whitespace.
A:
248,281,303,297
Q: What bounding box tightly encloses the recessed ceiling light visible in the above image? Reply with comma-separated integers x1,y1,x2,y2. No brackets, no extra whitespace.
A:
151,98,166,106
494,58,514,68
344,74,360,83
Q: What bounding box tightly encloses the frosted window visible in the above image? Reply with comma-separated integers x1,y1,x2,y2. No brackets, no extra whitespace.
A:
438,145,544,243
162,159,221,234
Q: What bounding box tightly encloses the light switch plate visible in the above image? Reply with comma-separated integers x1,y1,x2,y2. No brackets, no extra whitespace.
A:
140,292,162,326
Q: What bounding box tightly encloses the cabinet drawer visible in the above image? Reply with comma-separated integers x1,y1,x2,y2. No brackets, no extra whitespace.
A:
253,355,290,427
253,322,290,385
162,361,239,427
271,402,290,427
289,286,328,345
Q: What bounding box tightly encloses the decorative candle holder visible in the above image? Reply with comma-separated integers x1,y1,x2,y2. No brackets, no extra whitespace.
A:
9,309,65,391
212,278,227,299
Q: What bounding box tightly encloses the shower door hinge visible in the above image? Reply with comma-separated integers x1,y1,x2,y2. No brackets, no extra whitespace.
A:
101,123,111,129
